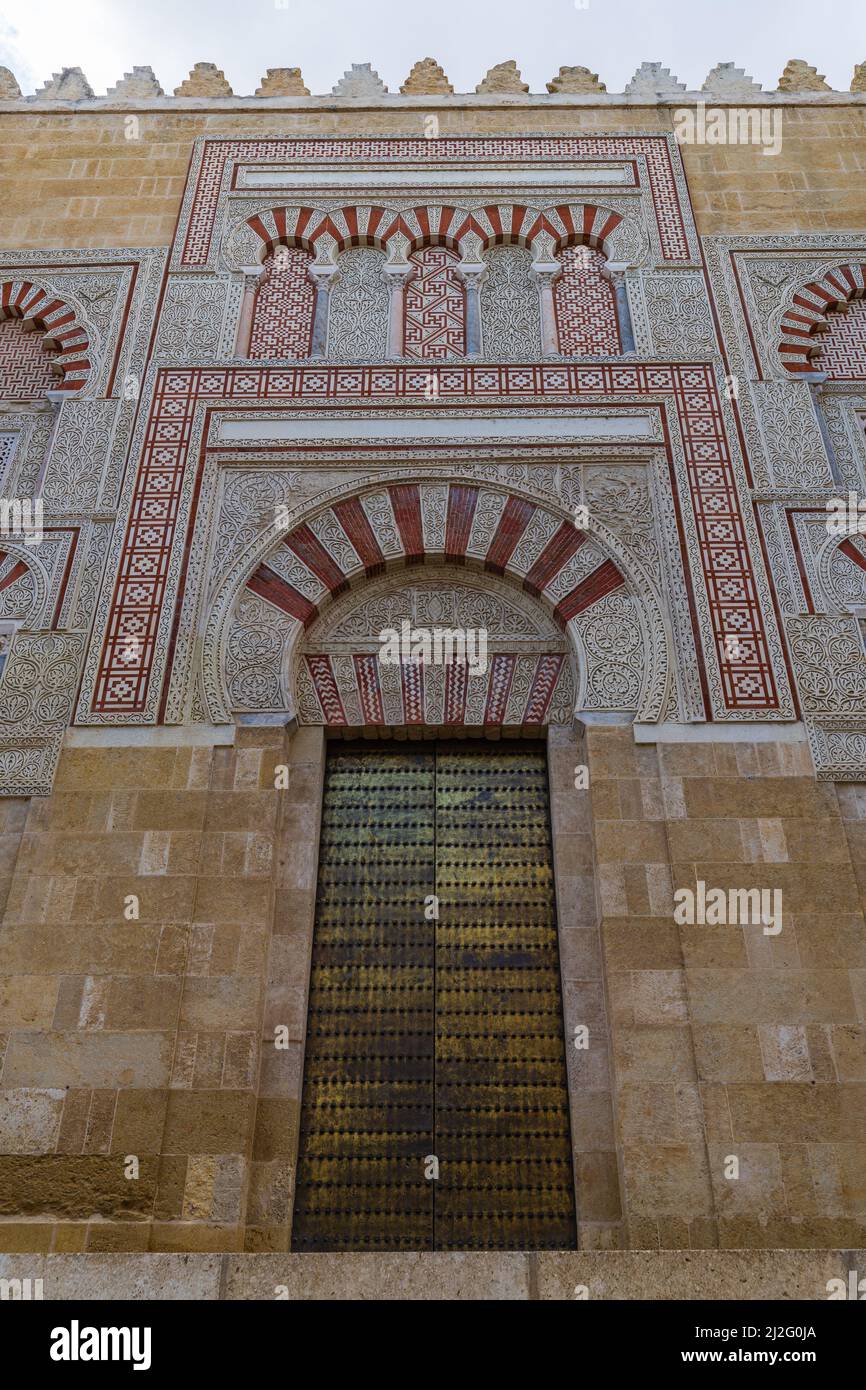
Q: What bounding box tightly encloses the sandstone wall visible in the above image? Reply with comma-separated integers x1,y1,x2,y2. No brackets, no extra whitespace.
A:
0,727,324,1253
1,103,865,251
2,725,863,1253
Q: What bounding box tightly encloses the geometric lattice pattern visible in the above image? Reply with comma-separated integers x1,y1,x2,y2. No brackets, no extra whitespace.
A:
404,247,465,359
0,279,91,392
91,362,778,717
0,315,60,399
778,263,866,375
554,245,621,356
813,298,866,380
248,247,316,360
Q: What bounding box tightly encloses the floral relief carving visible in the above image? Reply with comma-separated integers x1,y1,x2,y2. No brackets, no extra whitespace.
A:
327,249,389,360
642,271,718,355
480,247,542,358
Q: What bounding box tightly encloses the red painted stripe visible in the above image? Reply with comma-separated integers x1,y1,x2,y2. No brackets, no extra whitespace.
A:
13,283,38,311
483,205,503,237
484,654,516,724
0,559,29,593
555,558,625,622
247,214,270,246
333,497,385,574
824,271,849,299
582,205,596,240
524,522,586,597
838,266,857,293
444,662,468,724
400,658,424,723
306,654,346,724
247,564,317,626
272,207,287,243
353,653,385,724
805,283,838,306
554,204,575,237
445,485,478,561
596,211,623,244
388,484,424,562
523,653,565,724
485,496,535,574
295,208,315,240
840,538,866,574
285,524,347,593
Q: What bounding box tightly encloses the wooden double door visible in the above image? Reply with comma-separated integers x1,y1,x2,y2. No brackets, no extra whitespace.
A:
292,741,576,1251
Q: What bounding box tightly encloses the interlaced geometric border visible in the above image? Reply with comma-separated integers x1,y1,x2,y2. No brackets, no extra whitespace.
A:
90,361,778,717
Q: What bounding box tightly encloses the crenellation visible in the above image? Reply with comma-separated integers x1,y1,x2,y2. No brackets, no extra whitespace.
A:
0,56,862,102
174,63,233,98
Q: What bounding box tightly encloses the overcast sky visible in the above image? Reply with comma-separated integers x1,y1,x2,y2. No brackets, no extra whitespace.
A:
0,0,863,97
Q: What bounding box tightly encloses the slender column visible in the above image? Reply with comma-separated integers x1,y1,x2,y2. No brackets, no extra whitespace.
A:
455,262,488,357
803,370,844,486
233,264,265,358
382,264,415,359
307,264,341,359
602,260,636,355
530,261,563,358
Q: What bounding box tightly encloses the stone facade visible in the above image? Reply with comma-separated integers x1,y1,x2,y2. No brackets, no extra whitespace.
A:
1,55,866,1297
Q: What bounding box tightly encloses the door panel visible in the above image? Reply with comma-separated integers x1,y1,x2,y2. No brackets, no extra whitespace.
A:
434,746,576,1250
292,748,436,1252
292,741,576,1253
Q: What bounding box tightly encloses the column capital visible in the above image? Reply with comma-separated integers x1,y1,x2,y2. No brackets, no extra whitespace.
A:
307,262,341,288
601,260,630,285
529,260,562,286
382,262,415,287
240,264,266,280
454,260,488,288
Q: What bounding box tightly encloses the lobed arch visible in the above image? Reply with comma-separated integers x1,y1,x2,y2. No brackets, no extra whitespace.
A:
242,205,399,264
0,543,49,627
203,475,672,726
778,263,866,375
229,200,646,272
815,529,866,614
0,280,92,395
